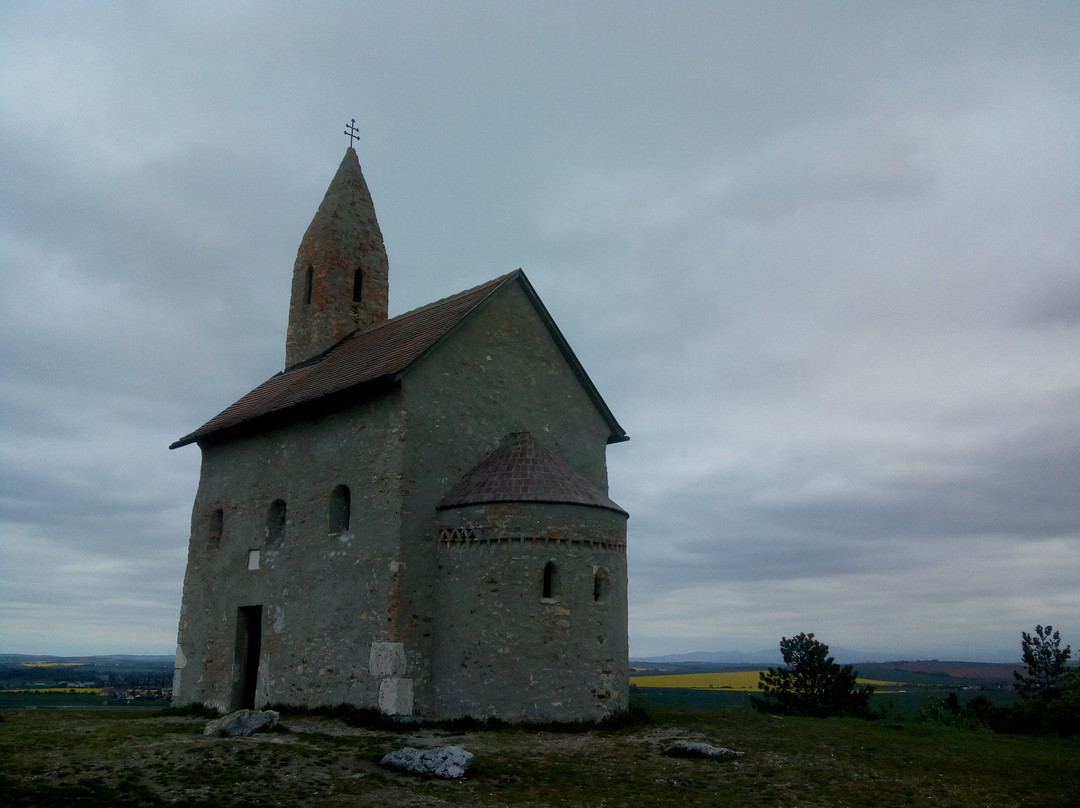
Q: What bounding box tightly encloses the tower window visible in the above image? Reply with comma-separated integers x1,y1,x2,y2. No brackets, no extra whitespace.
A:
304,266,313,304
542,561,558,600
266,499,286,543
329,485,351,534
353,267,363,303
593,567,610,602
208,508,224,546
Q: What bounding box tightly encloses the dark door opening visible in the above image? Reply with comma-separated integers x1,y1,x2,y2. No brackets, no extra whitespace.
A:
236,605,262,710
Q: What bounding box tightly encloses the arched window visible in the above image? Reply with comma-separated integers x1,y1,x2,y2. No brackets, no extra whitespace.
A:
303,266,313,304
593,567,610,602
208,508,224,546
352,267,363,303
542,561,557,600
329,485,351,534
266,499,286,543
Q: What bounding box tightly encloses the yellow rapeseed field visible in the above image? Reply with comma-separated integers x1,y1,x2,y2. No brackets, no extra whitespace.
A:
0,688,102,694
629,671,766,691
20,661,83,667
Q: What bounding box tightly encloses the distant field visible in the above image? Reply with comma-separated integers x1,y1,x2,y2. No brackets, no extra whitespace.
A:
629,670,899,691
0,692,114,708
0,689,170,708
19,661,84,668
2,687,103,693
630,670,763,691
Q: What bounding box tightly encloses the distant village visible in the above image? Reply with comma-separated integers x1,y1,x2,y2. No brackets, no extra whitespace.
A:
0,654,174,705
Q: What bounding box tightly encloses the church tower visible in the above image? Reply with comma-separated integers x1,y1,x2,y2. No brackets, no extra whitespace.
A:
285,147,389,368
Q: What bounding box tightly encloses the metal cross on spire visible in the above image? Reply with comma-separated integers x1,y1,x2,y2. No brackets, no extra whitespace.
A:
344,118,360,148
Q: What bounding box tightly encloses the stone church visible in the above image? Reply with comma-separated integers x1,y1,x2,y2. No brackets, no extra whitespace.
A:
170,147,629,722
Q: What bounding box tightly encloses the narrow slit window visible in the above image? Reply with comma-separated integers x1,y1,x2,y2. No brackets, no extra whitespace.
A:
304,266,313,304
209,508,224,546
266,499,286,543
352,267,363,303
593,567,610,602
329,485,351,534
542,561,557,600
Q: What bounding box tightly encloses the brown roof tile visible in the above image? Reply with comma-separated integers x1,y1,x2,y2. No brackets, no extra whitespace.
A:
170,273,513,448
438,432,627,515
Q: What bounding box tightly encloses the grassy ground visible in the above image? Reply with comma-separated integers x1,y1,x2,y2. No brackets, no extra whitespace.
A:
1,702,1077,807
632,684,1021,720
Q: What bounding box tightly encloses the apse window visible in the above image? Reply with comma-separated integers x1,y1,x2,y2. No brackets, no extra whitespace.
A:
304,266,313,304
542,561,558,600
266,499,286,543
329,484,351,534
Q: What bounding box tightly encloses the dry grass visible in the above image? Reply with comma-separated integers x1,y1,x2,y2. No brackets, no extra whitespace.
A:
1,704,1077,807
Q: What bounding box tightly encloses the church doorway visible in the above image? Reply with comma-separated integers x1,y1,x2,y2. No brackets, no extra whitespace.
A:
235,605,263,710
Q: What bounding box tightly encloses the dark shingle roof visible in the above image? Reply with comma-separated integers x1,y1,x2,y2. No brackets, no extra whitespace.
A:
171,270,627,449
438,432,627,515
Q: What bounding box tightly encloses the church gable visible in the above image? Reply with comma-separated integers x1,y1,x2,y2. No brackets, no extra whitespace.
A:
172,270,625,450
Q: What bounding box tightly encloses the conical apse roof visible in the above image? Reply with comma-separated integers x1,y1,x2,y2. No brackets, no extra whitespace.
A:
438,432,627,515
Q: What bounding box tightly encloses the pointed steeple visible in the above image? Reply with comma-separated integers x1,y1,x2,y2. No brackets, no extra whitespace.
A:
285,147,389,368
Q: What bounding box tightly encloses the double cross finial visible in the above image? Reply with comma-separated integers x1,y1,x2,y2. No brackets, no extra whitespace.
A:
344,118,360,148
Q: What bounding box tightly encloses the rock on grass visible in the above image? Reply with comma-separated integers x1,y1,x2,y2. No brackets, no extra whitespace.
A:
380,745,474,778
663,740,744,759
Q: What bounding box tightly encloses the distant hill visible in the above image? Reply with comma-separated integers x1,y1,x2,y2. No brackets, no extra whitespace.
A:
0,654,174,664
631,646,897,666
857,660,1019,686
0,654,174,689
629,653,1022,689
633,650,781,666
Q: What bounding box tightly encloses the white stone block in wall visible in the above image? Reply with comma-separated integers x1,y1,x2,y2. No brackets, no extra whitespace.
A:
378,677,414,715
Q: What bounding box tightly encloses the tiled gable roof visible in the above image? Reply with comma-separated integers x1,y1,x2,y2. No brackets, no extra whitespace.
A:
438,432,627,515
171,270,627,449
170,273,513,448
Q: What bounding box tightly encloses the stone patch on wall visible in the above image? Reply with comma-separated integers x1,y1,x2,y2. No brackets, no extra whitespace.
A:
369,641,407,676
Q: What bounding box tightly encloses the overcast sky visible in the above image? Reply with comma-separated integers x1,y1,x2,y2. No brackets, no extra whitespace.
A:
2,1,1077,663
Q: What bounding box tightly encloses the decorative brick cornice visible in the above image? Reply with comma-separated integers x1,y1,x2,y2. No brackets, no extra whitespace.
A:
437,527,625,552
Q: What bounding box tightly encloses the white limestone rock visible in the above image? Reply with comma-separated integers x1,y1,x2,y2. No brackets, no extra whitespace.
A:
663,740,744,759
379,745,474,779
203,709,280,737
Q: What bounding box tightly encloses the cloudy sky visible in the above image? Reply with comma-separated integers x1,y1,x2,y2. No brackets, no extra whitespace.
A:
2,1,1077,663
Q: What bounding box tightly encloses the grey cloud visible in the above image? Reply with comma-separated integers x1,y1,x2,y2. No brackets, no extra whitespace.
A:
1,1,1077,659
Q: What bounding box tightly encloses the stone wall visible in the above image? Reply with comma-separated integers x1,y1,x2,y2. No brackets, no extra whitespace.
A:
173,391,407,712
395,281,627,719
430,502,628,721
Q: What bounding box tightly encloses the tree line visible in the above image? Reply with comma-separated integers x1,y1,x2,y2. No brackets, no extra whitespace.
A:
749,626,1077,736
